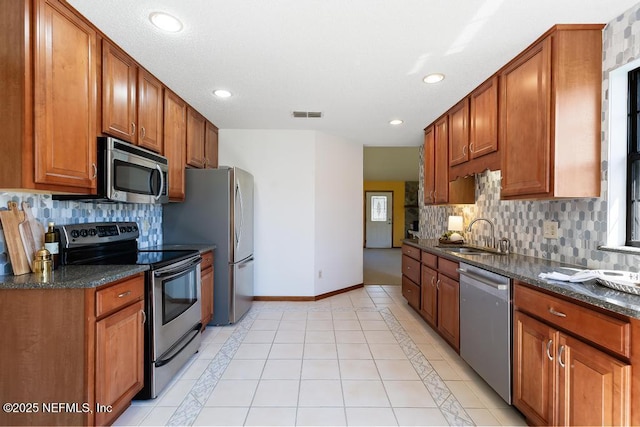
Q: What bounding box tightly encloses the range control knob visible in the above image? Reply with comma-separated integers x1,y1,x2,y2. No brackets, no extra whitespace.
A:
126,226,133,232
89,229,97,236
70,230,80,238
119,226,126,233
80,229,88,237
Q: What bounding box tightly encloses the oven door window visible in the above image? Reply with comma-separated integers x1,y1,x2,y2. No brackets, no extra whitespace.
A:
162,269,198,325
114,159,162,196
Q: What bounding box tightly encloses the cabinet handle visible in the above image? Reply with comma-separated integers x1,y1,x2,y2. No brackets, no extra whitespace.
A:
548,307,567,318
469,142,474,153
558,345,566,368
141,310,146,324
462,145,467,156
546,339,553,361
431,277,435,286
436,279,441,290
131,122,136,136
117,291,131,298
140,126,146,139
91,163,97,179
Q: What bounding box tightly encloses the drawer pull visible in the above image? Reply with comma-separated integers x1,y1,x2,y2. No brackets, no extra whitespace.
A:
118,291,131,298
548,307,567,318
558,345,566,368
546,339,553,361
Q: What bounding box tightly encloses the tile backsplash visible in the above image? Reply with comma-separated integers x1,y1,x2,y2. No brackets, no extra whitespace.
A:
418,2,640,272
0,192,162,274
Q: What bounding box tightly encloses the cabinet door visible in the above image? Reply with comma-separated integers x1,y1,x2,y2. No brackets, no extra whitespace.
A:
500,38,552,198
95,300,144,426
423,126,435,204
204,121,219,169
436,273,459,350
102,40,137,143
186,107,206,168
137,69,164,153
33,0,97,190
557,334,630,427
470,76,498,159
201,266,214,327
420,265,438,326
434,116,449,204
448,99,469,166
513,311,556,426
164,90,187,201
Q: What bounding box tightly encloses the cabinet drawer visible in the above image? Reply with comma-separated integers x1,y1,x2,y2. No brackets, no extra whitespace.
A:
402,255,421,284
402,244,421,261
402,275,420,309
438,258,459,280
96,274,144,318
421,251,438,269
201,250,214,269
514,284,631,357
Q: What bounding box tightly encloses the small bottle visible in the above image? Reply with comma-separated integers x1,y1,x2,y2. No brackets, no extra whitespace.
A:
44,222,60,270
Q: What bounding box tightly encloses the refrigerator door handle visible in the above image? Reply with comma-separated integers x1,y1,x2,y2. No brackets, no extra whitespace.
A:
235,181,244,250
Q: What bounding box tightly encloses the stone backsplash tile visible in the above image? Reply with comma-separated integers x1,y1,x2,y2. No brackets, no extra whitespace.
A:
0,191,162,275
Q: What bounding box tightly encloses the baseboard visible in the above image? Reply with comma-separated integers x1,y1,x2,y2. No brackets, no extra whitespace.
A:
253,283,364,302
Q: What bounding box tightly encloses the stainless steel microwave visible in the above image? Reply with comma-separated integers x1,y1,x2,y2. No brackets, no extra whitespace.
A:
54,137,169,204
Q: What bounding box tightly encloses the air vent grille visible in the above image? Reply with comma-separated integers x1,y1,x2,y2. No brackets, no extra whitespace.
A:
292,111,323,118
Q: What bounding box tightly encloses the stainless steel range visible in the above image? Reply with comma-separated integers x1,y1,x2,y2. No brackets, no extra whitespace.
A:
58,221,202,399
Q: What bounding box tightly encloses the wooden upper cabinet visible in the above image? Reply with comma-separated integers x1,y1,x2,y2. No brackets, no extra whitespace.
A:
137,69,164,153
102,41,137,143
186,107,206,168
499,25,603,200
433,116,449,204
32,0,98,191
102,40,164,153
164,90,187,201
423,126,435,204
448,99,469,167
470,76,499,160
204,121,219,169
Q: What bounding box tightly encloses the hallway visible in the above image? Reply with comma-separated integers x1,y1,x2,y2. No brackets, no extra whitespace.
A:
363,248,402,285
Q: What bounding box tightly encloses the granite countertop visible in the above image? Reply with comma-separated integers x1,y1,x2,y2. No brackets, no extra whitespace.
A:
0,264,149,290
403,238,640,319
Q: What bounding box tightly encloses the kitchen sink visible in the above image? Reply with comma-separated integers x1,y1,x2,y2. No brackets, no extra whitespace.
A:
437,246,499,255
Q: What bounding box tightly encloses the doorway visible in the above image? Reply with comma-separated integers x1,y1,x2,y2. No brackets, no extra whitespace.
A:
365,191,393,248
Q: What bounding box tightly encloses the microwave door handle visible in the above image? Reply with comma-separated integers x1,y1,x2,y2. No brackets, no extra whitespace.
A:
154,164,164,201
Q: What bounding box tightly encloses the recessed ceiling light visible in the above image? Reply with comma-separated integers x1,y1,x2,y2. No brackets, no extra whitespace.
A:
423,73,445,84
149,12,183,32
213,89,232,98
389,119,404,125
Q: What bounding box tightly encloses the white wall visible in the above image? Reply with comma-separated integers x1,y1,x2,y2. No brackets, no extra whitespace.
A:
219,129,363,297
314,132,363,295
219,129,316,297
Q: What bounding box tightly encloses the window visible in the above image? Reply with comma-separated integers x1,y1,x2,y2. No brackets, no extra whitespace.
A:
627,67,640,246
371,196,388,222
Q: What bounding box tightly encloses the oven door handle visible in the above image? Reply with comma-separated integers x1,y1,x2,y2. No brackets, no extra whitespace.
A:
153,256,202,278
155,323,202,368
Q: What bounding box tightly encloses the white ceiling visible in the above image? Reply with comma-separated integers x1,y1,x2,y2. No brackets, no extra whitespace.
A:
68,0,638,148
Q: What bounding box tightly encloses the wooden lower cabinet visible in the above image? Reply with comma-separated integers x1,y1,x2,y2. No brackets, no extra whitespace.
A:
0,273,145,426
420,265,437,326
200,250,215,328
402,275,420,310
95,299,145,426
514,302,631,426
437,273,460,351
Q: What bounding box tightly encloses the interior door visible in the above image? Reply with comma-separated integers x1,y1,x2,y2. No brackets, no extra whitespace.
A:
365,191,393,248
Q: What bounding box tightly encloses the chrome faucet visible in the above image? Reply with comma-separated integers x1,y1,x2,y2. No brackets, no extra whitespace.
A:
467,218,496,249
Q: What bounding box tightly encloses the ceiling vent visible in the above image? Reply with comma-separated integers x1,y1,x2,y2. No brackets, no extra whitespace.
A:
292,111,323,118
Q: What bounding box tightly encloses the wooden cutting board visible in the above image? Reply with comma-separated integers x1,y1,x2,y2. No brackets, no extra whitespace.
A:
0,201,30,275
19,202,45,272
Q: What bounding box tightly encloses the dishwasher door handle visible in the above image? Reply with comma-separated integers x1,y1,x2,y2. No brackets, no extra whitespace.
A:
457,268,508,290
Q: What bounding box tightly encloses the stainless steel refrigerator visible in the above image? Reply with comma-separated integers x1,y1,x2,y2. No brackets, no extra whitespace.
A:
163,167,254,324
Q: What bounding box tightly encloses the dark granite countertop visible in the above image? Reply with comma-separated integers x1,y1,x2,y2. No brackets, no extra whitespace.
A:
0,264,149,290
403,238,640,319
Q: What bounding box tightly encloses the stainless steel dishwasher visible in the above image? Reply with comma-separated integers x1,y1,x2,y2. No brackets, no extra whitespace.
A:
458,262,512,404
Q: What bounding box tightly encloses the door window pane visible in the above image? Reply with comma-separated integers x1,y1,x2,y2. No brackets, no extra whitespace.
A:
371,196,388,222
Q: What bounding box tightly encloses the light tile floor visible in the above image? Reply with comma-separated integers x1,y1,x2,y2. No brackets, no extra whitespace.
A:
114,285,527,426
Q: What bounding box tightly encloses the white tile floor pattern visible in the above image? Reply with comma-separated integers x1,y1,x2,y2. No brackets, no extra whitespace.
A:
114,286,527,426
